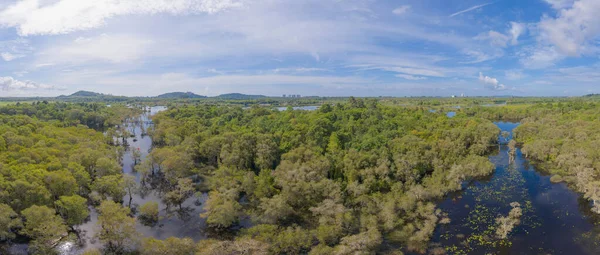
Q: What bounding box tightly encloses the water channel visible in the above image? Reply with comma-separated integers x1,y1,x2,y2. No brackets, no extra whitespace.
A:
7,111,600,254
429,122,600,254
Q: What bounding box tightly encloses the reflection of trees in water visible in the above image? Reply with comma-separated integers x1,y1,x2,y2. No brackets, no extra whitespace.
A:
438,144,539,254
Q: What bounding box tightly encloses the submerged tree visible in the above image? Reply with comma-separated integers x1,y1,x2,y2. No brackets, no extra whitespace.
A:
21,205,68,254
495,202,522,239
139,201,159,226
164,178,195,210
97,200,139,252
55,195,89,232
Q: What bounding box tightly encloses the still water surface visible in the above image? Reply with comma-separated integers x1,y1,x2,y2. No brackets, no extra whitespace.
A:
430,122,600,254
7,114,600,254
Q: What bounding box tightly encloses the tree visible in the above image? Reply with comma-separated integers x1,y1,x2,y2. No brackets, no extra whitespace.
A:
132,147,142,165
164,178,195,210
508,139,517,162
21,205,68,254
140,237,195,255
45,170,78,199
0,203,21,241
92,175,125,202
139,201,159,226
123,175,138,208
255,135,279,170
55,195,89,231
253,169,277,200
334,229,382,255
495,202,522,239
94,157,121,178
197,238,270,255
96,200,139,252
201,190,242,229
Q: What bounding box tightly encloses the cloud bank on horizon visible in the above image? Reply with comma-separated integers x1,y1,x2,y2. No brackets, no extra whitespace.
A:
0,0,599,97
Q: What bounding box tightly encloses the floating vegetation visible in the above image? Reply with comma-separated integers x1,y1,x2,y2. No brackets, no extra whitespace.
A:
429,122,600,254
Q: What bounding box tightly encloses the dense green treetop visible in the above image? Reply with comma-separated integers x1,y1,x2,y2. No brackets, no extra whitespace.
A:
143,99,500,253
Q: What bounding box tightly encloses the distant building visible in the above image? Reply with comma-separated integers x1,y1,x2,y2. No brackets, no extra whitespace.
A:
451,95,456,98
283,94,286,98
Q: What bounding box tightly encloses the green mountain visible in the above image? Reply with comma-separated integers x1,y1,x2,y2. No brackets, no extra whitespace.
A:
156,92,206,99
67,90,104,97
215,93,266,100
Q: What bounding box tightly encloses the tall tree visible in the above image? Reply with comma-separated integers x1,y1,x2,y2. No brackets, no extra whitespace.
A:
21,205,68,254
55,195,89,231
0,203,21,241
96,200,139,252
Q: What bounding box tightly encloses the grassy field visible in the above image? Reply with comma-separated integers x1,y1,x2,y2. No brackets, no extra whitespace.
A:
0,102,16,106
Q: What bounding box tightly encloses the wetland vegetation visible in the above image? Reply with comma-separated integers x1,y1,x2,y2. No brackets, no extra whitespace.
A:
0,96,600,254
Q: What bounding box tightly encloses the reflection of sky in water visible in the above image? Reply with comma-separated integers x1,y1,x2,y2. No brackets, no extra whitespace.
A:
18,106,223,255
276,105,319,111
428,122,600,255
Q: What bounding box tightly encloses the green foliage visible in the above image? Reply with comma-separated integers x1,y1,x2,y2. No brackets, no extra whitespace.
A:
93,175,126,202
139,201,159,226
0,203,21,241
201,190,242,229
96,200,139,252
512,103,600,213
150,99,501,252
55,195,89,228
140,237,196,255
21,205,68,253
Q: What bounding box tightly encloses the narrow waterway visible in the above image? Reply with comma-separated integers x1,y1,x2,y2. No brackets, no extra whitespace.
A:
8,106,212,255
431,122,600,254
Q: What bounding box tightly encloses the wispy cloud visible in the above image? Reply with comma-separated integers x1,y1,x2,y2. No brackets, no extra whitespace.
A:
0,76,66,91
449,2,493,17
0,0,245,36
392,5,411,15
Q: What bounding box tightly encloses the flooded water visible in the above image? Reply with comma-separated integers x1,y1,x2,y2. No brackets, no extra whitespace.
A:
276,105,319,111
430,122,600,254
7,106,218,255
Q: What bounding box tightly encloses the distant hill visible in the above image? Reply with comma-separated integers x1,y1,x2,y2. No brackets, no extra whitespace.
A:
65,90,104,97
156,92,206,99
215,93,266,100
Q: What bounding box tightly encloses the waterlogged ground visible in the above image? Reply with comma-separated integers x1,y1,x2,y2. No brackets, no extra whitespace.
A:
431,122,600,254
7,106,214,255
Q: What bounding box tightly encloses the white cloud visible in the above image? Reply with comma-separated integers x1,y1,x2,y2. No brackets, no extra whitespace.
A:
392,5,411,15
520,46,563,69
384,67,445,77
0,0,245,36
461,49,503,63
538,0,600,56
544,0,575,9
475,31,510,47
475,22,526,48
509,22,526,45
449,3,492,18
396,74,426,80
39,34,153,64
273,68,329,73
478,72,506,90
505,70,525,80
1,52,18,61
0,76,65,91
0,38,32,61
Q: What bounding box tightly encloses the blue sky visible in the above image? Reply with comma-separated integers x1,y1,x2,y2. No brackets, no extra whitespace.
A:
0,0,599,97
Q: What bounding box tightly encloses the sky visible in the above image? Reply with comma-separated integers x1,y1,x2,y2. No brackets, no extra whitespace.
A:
0,0,599,97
